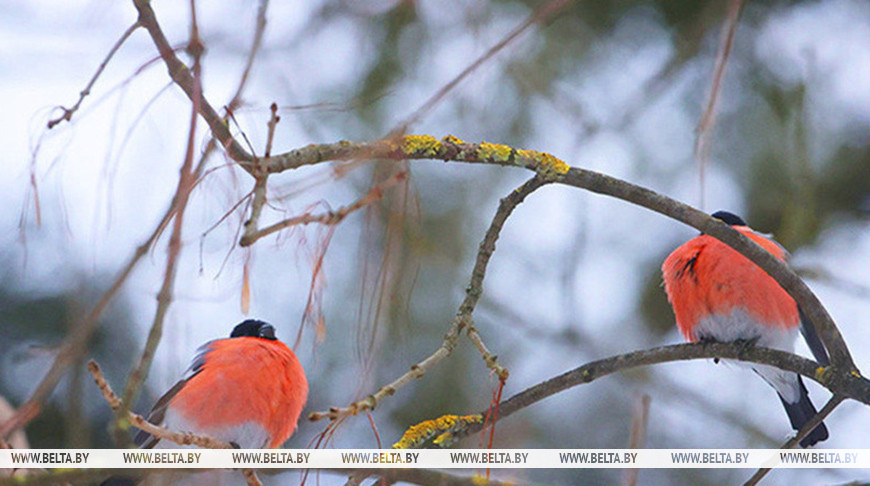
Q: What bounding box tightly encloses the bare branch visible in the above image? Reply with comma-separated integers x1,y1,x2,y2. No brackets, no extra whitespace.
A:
241,170,407,247
47,21,141,129
116,17,205,442
132,0,253,166
243,468,263,486
241,176,269,245
1,169,194,439
694,0,744,209
264,102,280,158
391,0,576,134
624,393,650,486
226,0,270,113
459,175,550,379
742,394,846,486
450,342,868,441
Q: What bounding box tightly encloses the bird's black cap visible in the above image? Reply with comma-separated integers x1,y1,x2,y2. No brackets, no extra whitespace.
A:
230,319,277,340
711,210,747,226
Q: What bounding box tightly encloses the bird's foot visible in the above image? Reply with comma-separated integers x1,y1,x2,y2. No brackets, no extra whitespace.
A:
733,336,761,357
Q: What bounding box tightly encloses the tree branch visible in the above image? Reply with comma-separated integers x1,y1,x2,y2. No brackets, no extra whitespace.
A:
694,0,744,209
446,342,868,442
115,17,204,442
240,170,408,247
0,145,208,440
47,21,142,129
742,394,846,486
132,0,253,166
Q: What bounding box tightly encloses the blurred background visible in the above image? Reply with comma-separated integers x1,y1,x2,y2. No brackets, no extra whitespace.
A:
1,0,869,484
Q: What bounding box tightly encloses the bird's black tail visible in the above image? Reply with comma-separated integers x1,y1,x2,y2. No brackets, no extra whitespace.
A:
779,375,829,448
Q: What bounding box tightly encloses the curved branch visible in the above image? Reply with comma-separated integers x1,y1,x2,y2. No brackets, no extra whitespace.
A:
450,342,868,442
132,0,253,166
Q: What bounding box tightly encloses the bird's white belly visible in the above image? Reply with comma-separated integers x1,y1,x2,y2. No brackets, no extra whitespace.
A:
694,308,802,403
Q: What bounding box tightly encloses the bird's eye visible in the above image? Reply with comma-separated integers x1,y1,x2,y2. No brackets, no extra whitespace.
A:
259,325,276,340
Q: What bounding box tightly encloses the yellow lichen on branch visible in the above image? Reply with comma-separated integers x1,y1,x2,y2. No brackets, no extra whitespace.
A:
399,135,572,181
401,135,446,158
442,134,466,145
477,142,514,163
392,414,483,449
517,149,570,178
263,134,573,183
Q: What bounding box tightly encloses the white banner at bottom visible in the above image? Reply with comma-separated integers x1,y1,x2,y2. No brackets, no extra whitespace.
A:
1,449,867,469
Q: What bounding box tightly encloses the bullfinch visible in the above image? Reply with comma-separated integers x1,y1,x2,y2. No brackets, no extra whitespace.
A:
104,319,307,485
662,210,828,447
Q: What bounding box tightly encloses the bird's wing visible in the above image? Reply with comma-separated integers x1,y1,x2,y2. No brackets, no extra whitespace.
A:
133,341,216,448
798,306,830,366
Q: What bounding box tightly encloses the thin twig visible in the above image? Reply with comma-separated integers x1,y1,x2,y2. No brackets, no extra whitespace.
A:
242,176,269,243
242,469,263,486
624,393,650,486
459,176,549,378
116,13,204,443
265,102,280,158
391,0,575,134
310,176,548,421
241,170,408,247
87,361,122,411
47,21,141,129
237,105,279,246
694,0,744,209
132,0,253,165
226,0,270,113
742,394,846,486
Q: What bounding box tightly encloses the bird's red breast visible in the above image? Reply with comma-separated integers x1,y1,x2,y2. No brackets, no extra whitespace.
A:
168,337,308,448
662,225,799,342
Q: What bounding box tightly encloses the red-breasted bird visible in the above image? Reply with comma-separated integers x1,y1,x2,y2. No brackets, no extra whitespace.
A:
103,320,307,485
662,211,829,447
135,319,308,449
